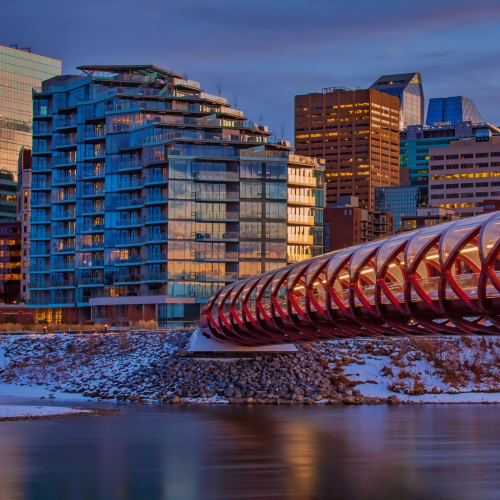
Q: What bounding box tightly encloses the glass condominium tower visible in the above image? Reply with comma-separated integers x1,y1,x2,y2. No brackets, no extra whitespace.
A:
369,73,424,130
29,64,324,324
426,96,484,126
0,45,61,174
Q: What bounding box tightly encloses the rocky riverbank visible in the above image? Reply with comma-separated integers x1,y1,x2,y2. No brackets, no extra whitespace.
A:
1,331,500,405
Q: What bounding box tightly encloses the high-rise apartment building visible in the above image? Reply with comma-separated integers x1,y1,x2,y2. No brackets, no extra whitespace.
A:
426,96,484,126
29,64,324,324
0,46,61,174
369,73,424,129
295,88,399,211
400,121,500,186
428,132,500,218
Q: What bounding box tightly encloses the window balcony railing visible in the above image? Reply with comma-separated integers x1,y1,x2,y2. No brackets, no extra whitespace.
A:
194,271,238,281
193,171,239,181
52,210,76,219
31,198,51,207
195,211,239,221
117,160,141,171
80,240,104,250
195,231,238,240
80,259,104,268
195,251,238,261
51,227,75,237
118,179,143,190
287,233,314,244
77,277,104,286
32,181,51,189
142,174,169,186
54,136,78,147
85,128,105,139
117,199,142,209
113,275,142,283
142,213,168,224
287,174,318,187
142,273,169,282
50,262,76,270
142,233,168,243
28,282,50,289
82,186,105,196
53,175,77,185
83,168,105,178
29,248,51,256
56,117,77,128
115,237,142,246
81,205,105,215
288,195,316,206
113,255,143,265
28,265,51,273
287,214,315,225
31,231,50,239
142,252,168,263
84,149,106,159
81,223,105,232
143,194,169,204
50,279,76,288
52,245,76,253
32,144,52,153
195,192,239,201
52,193,77,203
33,125,52,135
53,156,77,166
117,218,142,227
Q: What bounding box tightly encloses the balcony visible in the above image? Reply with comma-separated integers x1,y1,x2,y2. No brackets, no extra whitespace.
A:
142,213,168,224
31,232,50,241
53,136,77,148
53,246,76,254
82,186,105,197
167,145,237,159
193,171,239,182
117,218,142,228
143,175,168,186
113,255,142,265
77,277,104,286
53,156,77,167
287,174,318,187
195,251,238,261
142,252,168,263
28,281,50,290
195,192,239,202
31,198,51,208
32,163,52,173
195,211,239,221
84,128,105,140
49,297,76,305
28,265,50,273
194,271,238,282
113,275,142,284
80,240,104,250
53,175,77,186
287,233,314,244
142,233,168,244
52,193,77,203
117,199,142,209
117,179,143,190
142,273,169,282
287,214,315,225
50,280,76,288
115,237,142,246
33,125,52,136
31,181,51,190
174,78,201,89
287,253,311,263
32,145,52,154
55,117,77,129
84,149,106,159
117,161,141,172
52,210,76,220
81,205,105,215
50,261,75,270
143,194,169,205
195,231,238,241
288,194,316,206
30,248,51,257
80,223,104,233
83,168,105,179
52,227,75,237
79,259,104,268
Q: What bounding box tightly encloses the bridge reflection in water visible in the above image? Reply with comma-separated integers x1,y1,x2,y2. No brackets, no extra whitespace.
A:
200,212,500,346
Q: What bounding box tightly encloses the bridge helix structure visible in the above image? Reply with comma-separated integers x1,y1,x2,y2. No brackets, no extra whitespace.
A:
199,212,500,346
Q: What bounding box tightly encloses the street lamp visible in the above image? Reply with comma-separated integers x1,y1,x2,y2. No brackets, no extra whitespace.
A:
105,324,108,334
43,326,47,335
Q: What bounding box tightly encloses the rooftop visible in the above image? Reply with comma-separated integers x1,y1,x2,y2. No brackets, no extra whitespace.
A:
76,64,181,79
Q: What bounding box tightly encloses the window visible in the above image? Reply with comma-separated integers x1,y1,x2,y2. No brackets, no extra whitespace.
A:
431,184,444,190
446,193,459,199
461,153,474,159
430,155,444,161
476,163,489,169
446,164,459,170
431,165,444,171
491,152,500,157
446,154,459,160
461,183,473,188
446,184,458,189
446,174,459,179
477,192,489,197
461,193,474,198
461,163,473,169
431,175,444,180
476,152,489,158
476,182,489,187
461,173,474,179
431,194,444,199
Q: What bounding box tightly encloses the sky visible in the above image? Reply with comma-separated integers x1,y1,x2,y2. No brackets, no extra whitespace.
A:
3,0,500,141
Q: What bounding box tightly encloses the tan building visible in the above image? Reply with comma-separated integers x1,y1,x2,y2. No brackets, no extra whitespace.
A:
295,87,400,211
428,131,500,218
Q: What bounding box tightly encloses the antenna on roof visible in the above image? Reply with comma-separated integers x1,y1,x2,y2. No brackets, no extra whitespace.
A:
21,47,31,53
355,86,361,90
10,44,19,50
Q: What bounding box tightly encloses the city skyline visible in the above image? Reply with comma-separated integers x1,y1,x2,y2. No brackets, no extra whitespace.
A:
3,0,500,143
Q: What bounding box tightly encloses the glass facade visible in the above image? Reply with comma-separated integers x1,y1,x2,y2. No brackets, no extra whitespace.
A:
29,65,324,323
0,46,61,175
374,185,428,232
426,97,484,126
370,73,424,129
0,221,21,303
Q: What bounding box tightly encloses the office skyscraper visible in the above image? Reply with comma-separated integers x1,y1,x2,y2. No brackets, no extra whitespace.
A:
0,45,61,174
426,96,484,126
29,64,324,324
295,87,400,211
370,73,424,129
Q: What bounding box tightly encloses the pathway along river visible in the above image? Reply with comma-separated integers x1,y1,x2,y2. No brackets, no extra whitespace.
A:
1,402,500,499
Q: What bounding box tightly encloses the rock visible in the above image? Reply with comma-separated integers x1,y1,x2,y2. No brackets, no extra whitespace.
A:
305,387,315,397
388,395,399,404
171,396,180,404
311,394,323,401
247,397,254,404
224,387,235,398
130,395,139,401
179,351,188,357
356,360,366,365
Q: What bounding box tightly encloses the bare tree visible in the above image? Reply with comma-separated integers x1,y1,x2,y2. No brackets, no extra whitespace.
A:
215,82,223,97
183,73,189,80
232,96,239,110
259,113,264,126
280,123,286,140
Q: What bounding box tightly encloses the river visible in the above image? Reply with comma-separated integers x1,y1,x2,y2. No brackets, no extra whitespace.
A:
0,402,499,499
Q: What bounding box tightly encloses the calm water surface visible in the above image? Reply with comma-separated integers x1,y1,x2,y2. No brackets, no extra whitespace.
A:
0,402,499,500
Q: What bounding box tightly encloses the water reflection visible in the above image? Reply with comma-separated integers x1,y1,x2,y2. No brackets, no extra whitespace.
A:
0,405,500,499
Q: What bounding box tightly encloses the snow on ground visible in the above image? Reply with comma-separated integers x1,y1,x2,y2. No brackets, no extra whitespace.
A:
0,405,90,418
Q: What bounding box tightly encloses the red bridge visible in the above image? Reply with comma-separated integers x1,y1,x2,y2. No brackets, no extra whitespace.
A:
200,212,500,346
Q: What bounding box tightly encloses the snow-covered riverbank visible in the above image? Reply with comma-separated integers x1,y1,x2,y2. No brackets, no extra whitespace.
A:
1,331,500,405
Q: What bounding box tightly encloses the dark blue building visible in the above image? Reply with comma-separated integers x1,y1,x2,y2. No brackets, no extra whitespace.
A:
426,96,484,126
